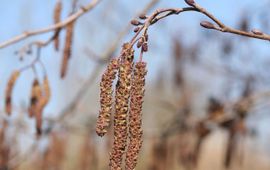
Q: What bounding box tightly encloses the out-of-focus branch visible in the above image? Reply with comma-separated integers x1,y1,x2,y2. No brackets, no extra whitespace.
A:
0,0,101,49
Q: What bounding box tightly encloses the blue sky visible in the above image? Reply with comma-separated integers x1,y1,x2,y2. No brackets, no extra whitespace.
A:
0,0,270,158
0,0,268,111
0,0,270,129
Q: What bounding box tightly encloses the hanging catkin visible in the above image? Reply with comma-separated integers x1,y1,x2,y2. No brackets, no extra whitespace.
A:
35,76,51,135
96,58,119,137
125,62,147,170
53,0,62,51
60,20,74,78
28,79,42,118
109,44,134,170
5,71,20,115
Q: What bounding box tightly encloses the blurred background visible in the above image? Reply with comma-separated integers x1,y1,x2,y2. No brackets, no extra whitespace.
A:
1,0,270,169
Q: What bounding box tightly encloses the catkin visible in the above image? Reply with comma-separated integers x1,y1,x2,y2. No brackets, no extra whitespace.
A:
35,76,51,135
60,21,74,78
53,0,62,51
125,62,147,170
5,71,20,115
28,79,42,118
96,58,119,137
109,45,134,170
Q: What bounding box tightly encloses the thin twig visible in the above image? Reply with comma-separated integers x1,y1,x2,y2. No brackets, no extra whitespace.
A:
54,0,161,123
129,1,270,51
0,0,101,49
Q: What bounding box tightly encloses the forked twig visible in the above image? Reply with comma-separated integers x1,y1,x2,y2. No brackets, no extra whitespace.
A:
0,0,101,49
129,0,270,54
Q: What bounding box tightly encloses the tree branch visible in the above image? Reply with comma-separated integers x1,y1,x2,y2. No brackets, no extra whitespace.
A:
51,0,161,126
0,0,101,49
129,0,270,50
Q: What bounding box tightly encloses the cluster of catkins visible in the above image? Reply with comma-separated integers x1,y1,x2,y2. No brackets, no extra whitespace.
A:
5,72,51,135
96,43,147,170
3,0,74,136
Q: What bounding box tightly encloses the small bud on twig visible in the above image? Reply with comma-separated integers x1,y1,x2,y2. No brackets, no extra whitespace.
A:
185,0,195,6
145,34,149,42
200,21,215,29
134,27,140,33
137,38,144,48
139,14,147,20
131,19,141,26
142,43,148,52
251,29,263,35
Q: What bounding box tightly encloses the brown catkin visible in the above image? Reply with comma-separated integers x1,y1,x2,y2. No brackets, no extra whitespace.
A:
125,62,147,170
60,21,74,78
5,71,20,115
109,44,134,170
96,58,119,137
35,76,51,135
28,79,42,118
53,0,62,51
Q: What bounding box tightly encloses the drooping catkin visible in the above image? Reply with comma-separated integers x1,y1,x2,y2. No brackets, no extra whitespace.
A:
60,21,74,78
109,45,134,170
96,58,119,137
35,76,51,135
125,62,147,170
28,79,42,118
53,0,62,51
5,71,20,115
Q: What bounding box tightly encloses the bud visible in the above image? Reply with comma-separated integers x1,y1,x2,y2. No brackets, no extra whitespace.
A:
251,29,263,35
134,27,140,33
139,14,147,20
145,34,149,42
185,0,195,6
137,38,144,48
142,43,148,52
131,19,141,26
200,21,215,29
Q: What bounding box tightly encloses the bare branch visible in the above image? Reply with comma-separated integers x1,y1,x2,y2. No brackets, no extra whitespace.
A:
129,1,270,49
0,0,101,49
